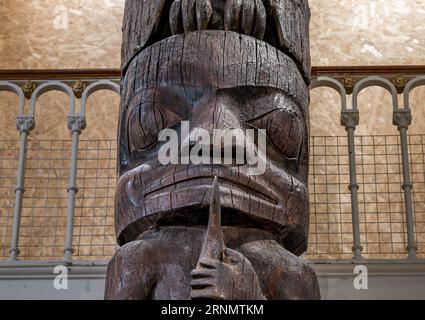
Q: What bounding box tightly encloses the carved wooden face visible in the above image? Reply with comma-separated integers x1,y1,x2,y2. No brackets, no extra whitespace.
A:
116,0,311,255
116,31,310,255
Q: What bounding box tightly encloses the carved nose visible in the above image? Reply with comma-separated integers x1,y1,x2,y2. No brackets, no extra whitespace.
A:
190,92,242,133
170,0,266,40
187,128,248,166
184,94,251,165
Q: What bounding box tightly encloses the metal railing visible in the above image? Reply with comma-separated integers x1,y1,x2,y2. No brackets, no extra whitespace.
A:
1,67,425,263
0,72,120,263
310,67,425,261
308,134,425,260
0,139,118,261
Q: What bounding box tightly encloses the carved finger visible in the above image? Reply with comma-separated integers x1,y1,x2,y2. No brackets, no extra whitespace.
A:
190,278,215,288
182,0,197,32
198,257,220,269
191,287,223,300
170,0,184,35
252,0,266,39
224,0,243,32
196,0,213,30
224,0,266,39
240,0,255,35
190,268,215,278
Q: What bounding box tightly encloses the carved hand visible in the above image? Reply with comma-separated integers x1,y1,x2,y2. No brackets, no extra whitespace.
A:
170,0,266,40
190,177,266,300
190,248,266,300
224,0,266,39
170,0,213,34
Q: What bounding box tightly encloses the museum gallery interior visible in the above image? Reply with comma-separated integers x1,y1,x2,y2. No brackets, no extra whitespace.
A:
0,0,424,300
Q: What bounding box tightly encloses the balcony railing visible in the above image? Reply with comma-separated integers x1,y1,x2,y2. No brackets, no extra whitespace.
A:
1,67,425,263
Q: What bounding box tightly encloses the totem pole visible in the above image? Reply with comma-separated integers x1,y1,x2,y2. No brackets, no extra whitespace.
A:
105,0,320,300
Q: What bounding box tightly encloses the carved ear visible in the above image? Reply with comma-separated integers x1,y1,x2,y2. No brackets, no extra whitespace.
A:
265,0,311,80
121,0,170,73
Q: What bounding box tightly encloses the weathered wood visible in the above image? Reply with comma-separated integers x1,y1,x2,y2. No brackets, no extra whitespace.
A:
120,0,311,80
105,226,320,300
121,0,170,72
189,177,266,300
267,0,311,79
106,0,319,300
120,31,309,128
116,31,310,247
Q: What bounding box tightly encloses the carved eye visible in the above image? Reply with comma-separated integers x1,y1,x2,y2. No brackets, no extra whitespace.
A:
248,108,304,161
128,104,181,151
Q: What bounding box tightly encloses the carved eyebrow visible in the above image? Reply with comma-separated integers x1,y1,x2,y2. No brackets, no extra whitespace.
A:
246,106,299,123
233,86,305,123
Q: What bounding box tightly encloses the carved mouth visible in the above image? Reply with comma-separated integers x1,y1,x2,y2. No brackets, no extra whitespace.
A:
144,175,279,205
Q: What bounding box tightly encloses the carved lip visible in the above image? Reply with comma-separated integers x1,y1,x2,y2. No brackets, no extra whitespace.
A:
144,174,279,205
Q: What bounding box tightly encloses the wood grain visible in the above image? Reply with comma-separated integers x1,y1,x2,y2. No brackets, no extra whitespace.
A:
106,0,320,301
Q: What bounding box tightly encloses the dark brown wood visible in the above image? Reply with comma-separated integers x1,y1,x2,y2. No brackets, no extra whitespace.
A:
120,0,311,81
190,177,266,300
115,30,310,248
106,0,320,300
106,177,320,300
267,0,311,79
